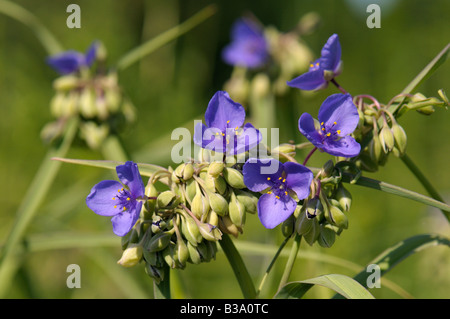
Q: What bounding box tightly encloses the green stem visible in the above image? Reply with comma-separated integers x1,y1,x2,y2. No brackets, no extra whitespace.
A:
100,134,130,162
116,4,217,71
400,153,449,221
0,117,79,297
256,235,291,297
153,264,171,299
0,0,63,54
278,233,302,290
219,233,257,299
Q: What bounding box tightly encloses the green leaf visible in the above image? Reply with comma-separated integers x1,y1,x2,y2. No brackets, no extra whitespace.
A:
353,234,449,289
275,274,375,299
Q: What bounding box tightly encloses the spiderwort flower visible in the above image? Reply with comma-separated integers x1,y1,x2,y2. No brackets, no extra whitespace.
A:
86,161,145,236
298,93,361,157
243,158,313,229
194,91,261,155
287,34,342,91
222,17,269,69
47,41,98,75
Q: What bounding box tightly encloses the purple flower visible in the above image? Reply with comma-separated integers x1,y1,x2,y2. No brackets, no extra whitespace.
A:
243,158,313,229
298,93,361,157
86,161,145,237
287,34,342,91
194,91,261,155
47,41,98,75
222,17,269,69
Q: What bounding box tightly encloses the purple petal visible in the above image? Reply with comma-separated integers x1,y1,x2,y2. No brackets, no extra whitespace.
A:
283,162,313,200
110,202,142,236
320,34,341,72
318,94,359,136
287,69,327,91
323,135,361,157
257,193,297,229
194,122,226,153
205,91,245,131
86,180,124,216
232,123,262,155
47,51,85,74
116,161,145,199
243,158,283,192
84,41,99,66
298,113,324,148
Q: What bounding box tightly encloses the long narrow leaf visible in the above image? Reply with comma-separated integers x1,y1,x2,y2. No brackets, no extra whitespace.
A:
275,274,375,299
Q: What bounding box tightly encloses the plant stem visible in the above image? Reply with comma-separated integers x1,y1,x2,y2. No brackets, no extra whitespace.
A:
153,264,171,299
256,235,291,297
400,153,449,221
331,79,348,95
219,233,257,299
278,233,302,290
303,147,318,166
0,117,79,297
116,4,217,71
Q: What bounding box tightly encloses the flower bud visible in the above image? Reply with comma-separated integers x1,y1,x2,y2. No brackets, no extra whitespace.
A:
272,144,296,158
198,223,222,241
79,122,109,150
53,75,79,91
79,88,97,118
305,197,323,219
213,176,227,195
176,240,189,268
121,227,139,250
205,210,219,227
207,191,229,216
321,160,335,178
281,215,295,237
235,190,258,214
416,105,435,115
146,230,173,252
206,241,217,261
117,244,143,267
369,133,383,164
222,167,246,189
104,88,121,113
335,184,352,212
302,216,320,246
196,241,212,262
327,205,348,229
208,161,225,178
184,179,198,203
391,123,407,156
218,215,241,238
190,192,210,219
162,242,176,268
229,192,246,228
145,264,164,284
317,224,336,248
187,241,202,264
157,190,180,209
145,182,158,214
379,125,395,153
180,214,202,246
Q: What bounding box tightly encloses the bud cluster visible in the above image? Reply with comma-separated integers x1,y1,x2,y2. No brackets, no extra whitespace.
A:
119,158,259,281
41,45,136,150
287,161,352,248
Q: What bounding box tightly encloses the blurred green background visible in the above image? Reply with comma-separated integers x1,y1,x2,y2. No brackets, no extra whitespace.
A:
0,0,449,299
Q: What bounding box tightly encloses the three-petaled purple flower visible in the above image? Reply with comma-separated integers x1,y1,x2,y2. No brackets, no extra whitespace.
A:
47,41,98,75
86,161,145,237
243,158,313,229
298,93,361,157
287,34,342,91
222,17,269,69
194,91,261,155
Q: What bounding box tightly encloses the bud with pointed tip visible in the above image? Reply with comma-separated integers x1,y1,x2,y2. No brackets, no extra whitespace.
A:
208,162,225,178
146,230,173,252
391,123,407,156
335,184,352,212
191,192,210,219
198,223,222,241
117,244,143,267
379,125,395,153
223,167,246,189
317,224,336,248
207,191,229,216
229,191,246,228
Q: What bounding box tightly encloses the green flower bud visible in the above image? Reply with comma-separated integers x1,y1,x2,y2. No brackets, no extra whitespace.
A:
321,160,335,178
235,190,258,214
121,227,139,250
53,75,79,91
198,223,222,241
207,191,229,216
151,215,166,233
190,192,210,219
214,176,228,195
327,205,348,229
145,182,158,214
281,214,295,237
176,240,189,268
305,197,323,219
174,163,194,182
208,162,225,178
184,179,198,203
187,241,202,264
146,230,173,252
202,173,217,193
335,184,352,212
162,242,176,268
143,249,158,267
303,216,320,246
205,210,219,227
229,192,246,228
104,88,121,113
379,125,395,153
196,241,212,262
79,88,97,118
391,123,407,156
197,148,211,163
358,150,379,172
323,70,335,81
145,264,164,284
225,155,237,167
79,122,109,150
272,143,296,158
317,224,336,248
416,105,435,115
180,214,202,246
222,167,246,189
218,214,242,238
369,133,383,164
206,241,217,261
117,244,143,267
157,190,180,209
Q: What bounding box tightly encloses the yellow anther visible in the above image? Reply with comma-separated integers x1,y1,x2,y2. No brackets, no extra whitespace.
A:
322,128,325,131
333,121,337,125
327,132,331,137
337,130,341,135
267,177,271,181
123,207,127,211
221,133,225,136
316,62,319,66
235,126,239,130
282,179,286,183
267,191,272,194
126,197,131,201
275,196,280,199
114,205,117,209
227,120,230,124
285,191,288,195
309,64,314,68
112,197,116,200
278,177,282,180
320,122,324,126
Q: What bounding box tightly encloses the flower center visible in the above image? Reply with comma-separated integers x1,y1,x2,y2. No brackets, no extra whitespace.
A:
320,121,341,141
214,120,242,146
309,61,321,71
112,187,133,211
266,176,289,199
